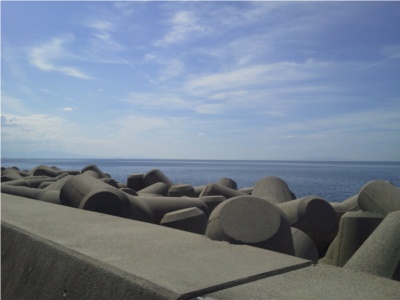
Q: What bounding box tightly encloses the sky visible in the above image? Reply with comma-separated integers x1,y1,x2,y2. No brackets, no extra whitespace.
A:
1,1,400,161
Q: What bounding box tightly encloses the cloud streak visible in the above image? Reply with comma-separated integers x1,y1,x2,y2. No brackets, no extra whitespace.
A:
156,10,207,46
29,35,93,79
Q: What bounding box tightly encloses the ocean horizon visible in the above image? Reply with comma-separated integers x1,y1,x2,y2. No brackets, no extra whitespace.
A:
2,158,399,203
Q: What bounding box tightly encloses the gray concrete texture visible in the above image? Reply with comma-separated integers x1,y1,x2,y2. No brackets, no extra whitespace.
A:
344,210,400,280
329,194,360,220
320,211,384,267
278,195,339,255
160,207,208,234
358,180,400,216
168,184,196,197
206,196,295,256
2,193,312,300
251,176,296,204
199,183,246,198
204,263,400,299
291,227,319,263
2,163,400,293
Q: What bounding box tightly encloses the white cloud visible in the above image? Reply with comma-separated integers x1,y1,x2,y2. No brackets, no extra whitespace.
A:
208,90,248,100
1,113,68,141
113,2,135,16
121,92,190,110
62,107,76,112
85,20,115,31
156,10,207,46
185,62,317,97
29,35,93,79
145,53,185,80
0,94,30,115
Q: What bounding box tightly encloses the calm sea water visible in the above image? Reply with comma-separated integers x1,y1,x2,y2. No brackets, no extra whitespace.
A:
2,158,399,202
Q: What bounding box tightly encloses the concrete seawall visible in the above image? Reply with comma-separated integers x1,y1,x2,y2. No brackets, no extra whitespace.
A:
2,193,399,299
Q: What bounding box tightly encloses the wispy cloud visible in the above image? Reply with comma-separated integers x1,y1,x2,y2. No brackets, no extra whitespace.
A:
61,107,76,112
29,35,93,79
113,1,136,16
156,10,207,46
145,52,185,80
185,61,318,97
1,113,68,141
121,92,190,110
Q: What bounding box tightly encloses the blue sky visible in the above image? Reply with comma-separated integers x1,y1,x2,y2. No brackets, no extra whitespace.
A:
2,1,400,160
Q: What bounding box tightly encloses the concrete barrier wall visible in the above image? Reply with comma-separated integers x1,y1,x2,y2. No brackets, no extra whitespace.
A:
2,193,399,299
1,193,310,300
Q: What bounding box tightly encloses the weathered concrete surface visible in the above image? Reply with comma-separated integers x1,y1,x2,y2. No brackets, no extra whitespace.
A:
1,193,311,300
204,263,400,299
320,211,383,267
344,210,400,280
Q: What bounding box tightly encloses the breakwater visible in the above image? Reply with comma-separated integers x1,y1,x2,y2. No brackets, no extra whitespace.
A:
2,164,400,299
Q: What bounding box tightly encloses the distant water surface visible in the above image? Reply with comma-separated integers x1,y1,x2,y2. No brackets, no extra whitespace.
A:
2,158,399,202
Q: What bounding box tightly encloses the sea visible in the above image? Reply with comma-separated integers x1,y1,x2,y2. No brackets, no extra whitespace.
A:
2,158,399,203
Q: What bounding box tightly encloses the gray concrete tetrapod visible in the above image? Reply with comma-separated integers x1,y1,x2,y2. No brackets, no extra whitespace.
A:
205,196,295,256
160,207,208,234
344,211,400,280
0,175,73,205
137,182,170,196
168,184,196,197
125,194,209,224
358,180,400,216
60,174,130,217
1,173,68,188
199,183,246,199
1,167,26,182
329,194,360,220
291,227,318,263
143,169,174,187
193,185,206,197
126,174,145,191
30,165,80,177
251,176,296,204
239,187,253,195
199,195,226,214
216,178,238,190
81,164,109,179
278,195,339,256
119,188,138,196
319,211,383,267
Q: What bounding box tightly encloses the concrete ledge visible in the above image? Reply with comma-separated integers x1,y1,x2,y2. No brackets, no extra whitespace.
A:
1,193,311,299
204,264,400,299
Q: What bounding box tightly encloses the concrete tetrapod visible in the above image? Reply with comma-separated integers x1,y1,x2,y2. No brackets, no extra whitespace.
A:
126,174,145,191
291,228,318,263
358,180,400,216
1,173,68,188
125,194,209,224
329,194,360,220
143,169,174,187
319,211,383,267
60,174,130,217
199,195,226,214
30,165,80,177
278,196,339,256
160,207,208,234
0,175,74,205
251,176,296,204
344,211,400,281
216,177,238,190
137,182,170,196
81,164,109,179
199,183,246,199
1,167,28,182
168,184,196,197
205,196,295,256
